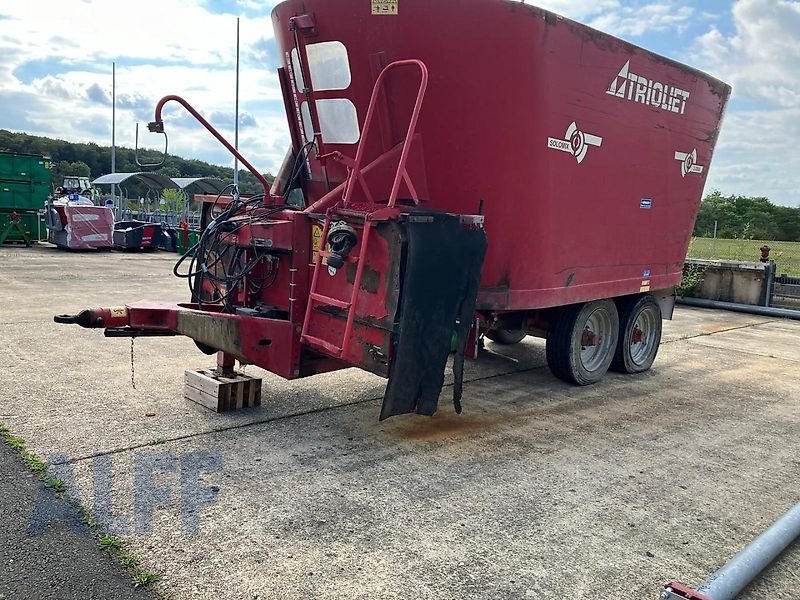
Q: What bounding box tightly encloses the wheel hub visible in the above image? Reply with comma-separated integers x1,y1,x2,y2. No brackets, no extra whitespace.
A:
579,309,614,372
629,308,659,366
581,329,601,347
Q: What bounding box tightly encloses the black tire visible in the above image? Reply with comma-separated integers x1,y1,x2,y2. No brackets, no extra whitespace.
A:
546,300,619,385
611,295,662,374
485,328,526,345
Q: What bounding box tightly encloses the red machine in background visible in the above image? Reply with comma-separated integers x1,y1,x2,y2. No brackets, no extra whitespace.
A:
46,198,114,250
56,0,730,419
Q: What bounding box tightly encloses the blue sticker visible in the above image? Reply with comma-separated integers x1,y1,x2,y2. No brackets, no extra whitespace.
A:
643,269,651,278
640,198,653,209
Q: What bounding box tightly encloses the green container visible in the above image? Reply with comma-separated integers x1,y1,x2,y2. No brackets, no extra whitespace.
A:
176,229,200,255
0,151,52,185
0,180,51,211
0,210,44,243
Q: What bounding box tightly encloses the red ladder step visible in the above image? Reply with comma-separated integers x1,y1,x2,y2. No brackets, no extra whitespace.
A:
310,293,351,310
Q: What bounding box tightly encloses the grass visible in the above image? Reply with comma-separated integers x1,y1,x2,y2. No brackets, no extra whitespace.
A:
0,421,160,590
23,453,48,474
98,534,123,550
133,570,161,588
688,237,800,276
44,476,65,493
119,552,140,568
0,423,48,474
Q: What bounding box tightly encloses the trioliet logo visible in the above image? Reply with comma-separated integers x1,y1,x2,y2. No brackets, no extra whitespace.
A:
607,60,690,115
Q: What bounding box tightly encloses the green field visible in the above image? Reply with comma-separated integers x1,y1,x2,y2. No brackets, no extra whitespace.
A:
688,237,800,276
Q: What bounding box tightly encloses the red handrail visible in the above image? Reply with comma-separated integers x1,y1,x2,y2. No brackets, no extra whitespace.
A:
305,59,429,214
343,59,428,208
149,95,272,197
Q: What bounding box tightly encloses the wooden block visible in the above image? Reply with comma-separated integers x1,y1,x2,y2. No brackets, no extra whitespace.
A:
184,369,262,413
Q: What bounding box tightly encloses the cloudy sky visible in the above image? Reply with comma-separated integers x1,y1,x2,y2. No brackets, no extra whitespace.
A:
0,0,798,206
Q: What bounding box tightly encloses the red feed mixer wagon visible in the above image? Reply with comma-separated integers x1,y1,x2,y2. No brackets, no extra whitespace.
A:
56,0,730,420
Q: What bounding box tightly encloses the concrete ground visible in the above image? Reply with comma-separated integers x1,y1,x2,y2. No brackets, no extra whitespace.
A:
1,244,799,599
0,442,156,600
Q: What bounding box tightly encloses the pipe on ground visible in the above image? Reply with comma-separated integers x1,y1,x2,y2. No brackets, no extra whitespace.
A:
662,501,800,600
677,297,800,321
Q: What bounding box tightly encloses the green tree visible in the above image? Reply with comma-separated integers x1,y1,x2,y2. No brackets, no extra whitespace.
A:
161,188,185,212
694,191,800,241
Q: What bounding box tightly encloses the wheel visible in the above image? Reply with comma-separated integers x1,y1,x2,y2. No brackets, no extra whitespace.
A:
546,300,619,385
485,328,526,345
611,295,662,374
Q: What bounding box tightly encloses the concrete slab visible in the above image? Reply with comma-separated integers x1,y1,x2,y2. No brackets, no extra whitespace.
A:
687,320,800,363
660,305,774,342
58,340,800,600
3,247,800,599
1,323,547,462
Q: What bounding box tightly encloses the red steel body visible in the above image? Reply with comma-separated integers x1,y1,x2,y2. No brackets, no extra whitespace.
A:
271,0,730,309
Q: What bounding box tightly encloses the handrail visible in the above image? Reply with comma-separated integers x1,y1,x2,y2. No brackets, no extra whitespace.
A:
145,95,272,198
343,59,428,209
304,59,429,214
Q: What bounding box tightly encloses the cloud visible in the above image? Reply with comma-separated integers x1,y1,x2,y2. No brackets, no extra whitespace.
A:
0,0,288,175
245,36,282,71
530,0,622,20
589,3,695,36
86,83,111,106
693,0,800,107
527,0,696,37
707,107,800,204
689,0,800,205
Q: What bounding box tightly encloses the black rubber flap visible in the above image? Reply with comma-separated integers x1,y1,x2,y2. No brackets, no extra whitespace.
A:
380,214,486,420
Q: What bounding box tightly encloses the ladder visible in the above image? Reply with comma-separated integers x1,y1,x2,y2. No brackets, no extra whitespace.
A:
301,59,429,359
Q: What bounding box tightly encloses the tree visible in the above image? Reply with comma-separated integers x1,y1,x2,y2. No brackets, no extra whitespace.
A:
694,191,800,241
0,129,275,195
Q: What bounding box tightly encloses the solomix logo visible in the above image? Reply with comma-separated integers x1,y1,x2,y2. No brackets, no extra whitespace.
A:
607,60,690,115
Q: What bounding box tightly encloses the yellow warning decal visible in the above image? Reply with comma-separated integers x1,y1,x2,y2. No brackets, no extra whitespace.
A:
311,225,323,254
110,307,128,318
311,224,329,264
372,0,398,15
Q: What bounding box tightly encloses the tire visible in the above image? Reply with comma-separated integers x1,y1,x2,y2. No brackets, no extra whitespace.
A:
611,295,663,374
485,328,526,345
546,300,619,385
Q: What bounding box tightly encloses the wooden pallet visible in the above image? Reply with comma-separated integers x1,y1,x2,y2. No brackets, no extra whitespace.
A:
184,369,262,413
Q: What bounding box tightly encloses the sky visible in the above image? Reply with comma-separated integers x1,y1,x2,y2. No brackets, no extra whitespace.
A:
0,0,798,206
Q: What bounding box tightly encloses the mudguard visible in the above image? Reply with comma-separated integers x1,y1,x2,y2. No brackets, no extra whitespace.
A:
380,213,486,420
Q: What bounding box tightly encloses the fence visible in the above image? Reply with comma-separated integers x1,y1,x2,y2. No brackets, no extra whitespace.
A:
688,237,800,277
114,208,202,230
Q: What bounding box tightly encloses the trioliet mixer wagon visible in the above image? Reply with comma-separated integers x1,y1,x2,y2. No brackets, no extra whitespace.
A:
57,0,730,420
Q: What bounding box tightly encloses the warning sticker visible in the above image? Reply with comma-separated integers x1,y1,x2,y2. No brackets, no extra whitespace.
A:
311,224,328,264
372,0,398,15
312,225,323,254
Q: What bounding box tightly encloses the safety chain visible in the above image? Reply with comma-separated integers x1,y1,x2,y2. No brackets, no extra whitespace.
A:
130,337,136,390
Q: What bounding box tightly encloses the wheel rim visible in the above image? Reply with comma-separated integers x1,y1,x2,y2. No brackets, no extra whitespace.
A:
629,306,659,367
579,307,615,372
